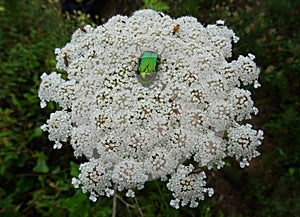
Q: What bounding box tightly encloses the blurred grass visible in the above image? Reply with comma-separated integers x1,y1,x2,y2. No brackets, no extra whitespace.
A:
0,0,299,216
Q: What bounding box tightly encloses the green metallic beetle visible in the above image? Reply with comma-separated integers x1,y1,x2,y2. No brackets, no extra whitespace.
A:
136,51,160,87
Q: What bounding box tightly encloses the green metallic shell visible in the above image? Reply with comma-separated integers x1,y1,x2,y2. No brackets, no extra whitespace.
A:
136,51,160,87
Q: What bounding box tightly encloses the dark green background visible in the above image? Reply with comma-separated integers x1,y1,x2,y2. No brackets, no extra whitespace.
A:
1,0,299,216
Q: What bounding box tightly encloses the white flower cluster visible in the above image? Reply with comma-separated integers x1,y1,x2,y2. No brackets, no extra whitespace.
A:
38,9,263,208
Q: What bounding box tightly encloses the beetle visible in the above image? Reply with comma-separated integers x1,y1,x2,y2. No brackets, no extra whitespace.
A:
136,51,160,87
172,24,180,35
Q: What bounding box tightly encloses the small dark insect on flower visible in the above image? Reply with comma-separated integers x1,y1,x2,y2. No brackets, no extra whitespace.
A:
78,25,87,33
172,24,180,35
63,53,69,67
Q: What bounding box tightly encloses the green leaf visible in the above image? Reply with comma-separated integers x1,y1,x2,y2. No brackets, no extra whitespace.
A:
28,127,42,142
70,161,80,177
33,153,49,173
61,190,90,217
142,0,170,11
288,167,295,176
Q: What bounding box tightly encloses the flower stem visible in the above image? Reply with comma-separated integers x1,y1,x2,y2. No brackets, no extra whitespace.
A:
112,184,117,217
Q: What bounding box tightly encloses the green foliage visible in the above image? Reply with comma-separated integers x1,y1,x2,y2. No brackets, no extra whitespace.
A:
0,0,75,216
142,0,170,11
1,0,299,216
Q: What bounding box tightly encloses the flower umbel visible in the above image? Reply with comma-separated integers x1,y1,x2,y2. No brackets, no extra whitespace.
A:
38,9,263,208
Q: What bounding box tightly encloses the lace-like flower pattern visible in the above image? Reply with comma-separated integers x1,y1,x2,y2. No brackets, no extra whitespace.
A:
38,9,263,208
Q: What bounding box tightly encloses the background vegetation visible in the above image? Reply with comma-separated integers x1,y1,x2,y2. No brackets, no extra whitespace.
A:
0,0,299,216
